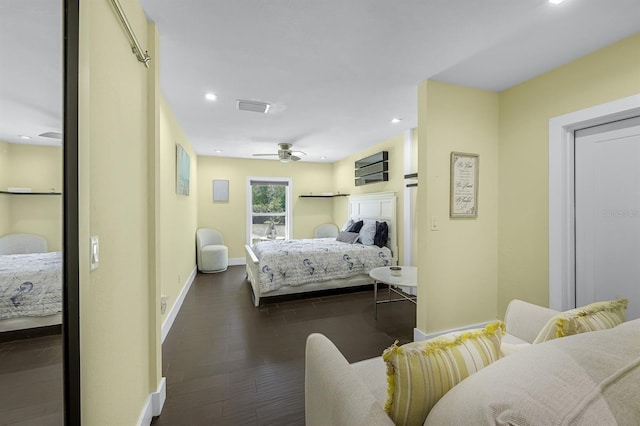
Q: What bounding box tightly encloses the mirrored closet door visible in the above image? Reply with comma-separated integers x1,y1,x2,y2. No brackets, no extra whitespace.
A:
0,0,78,423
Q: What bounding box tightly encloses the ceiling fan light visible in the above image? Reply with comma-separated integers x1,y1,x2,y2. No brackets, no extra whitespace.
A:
39,132,63,139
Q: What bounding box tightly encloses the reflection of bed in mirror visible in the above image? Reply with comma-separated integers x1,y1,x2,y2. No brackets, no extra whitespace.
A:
245,192,397,306
0,234,62,333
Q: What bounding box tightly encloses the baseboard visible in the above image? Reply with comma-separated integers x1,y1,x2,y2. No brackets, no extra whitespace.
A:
161,266,197,343
228,257,245,266
136,377,166,426
414,321,491,342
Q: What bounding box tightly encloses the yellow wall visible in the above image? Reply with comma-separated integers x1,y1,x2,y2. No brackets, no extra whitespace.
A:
197,157,334,259
331,134,408,263
0,142,62,250
497,33,640,316
417,80,499,333
158,96,198,321
0,142,10,236
78,0,157,423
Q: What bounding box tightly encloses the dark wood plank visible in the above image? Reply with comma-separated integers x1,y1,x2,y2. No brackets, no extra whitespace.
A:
0,334,63,425
153,265,415,425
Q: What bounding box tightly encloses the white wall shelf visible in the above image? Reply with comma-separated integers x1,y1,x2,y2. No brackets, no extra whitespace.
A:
0,190,62,195
299,193,349,198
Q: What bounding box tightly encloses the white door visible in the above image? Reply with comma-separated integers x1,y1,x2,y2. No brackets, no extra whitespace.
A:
575,116,640,320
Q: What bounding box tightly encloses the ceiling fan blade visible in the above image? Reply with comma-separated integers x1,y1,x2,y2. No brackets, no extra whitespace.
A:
252,153,278,157
291,150,306,156
290,155,301,161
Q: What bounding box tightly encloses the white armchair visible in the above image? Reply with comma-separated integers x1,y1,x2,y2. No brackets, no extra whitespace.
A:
0,233,48,255
196,228,228,273
314,223,339,238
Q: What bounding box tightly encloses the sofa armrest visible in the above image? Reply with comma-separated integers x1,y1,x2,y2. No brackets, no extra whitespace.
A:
305,333,393,426
504,299,560,344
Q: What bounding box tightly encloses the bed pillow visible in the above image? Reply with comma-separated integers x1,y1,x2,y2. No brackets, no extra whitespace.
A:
382,321,505,426
341,219,355,232
346,220,364,233
358,220,377,245
335,231,360,244
533,298,628,344
374,221,388,248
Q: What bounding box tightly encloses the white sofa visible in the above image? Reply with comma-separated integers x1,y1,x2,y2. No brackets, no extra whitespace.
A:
305,300,640,425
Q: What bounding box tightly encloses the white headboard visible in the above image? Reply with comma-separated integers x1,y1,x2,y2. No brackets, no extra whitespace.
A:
348,192,397,260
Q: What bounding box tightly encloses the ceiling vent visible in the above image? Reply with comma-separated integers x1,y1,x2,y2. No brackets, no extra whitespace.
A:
237,99,270,114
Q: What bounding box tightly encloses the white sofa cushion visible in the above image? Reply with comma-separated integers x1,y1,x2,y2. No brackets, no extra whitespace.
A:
425,319,640,425
351,356,387,408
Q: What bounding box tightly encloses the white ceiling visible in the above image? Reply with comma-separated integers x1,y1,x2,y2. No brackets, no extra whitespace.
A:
1,0,639,162
0,0,62,147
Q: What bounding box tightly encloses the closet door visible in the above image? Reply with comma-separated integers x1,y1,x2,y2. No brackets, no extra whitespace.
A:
575,117,640,320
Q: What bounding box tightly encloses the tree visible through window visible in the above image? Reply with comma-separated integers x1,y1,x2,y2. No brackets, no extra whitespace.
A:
248,179,291,244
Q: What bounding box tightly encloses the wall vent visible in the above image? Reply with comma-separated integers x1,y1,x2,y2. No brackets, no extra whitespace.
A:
237,99,271,114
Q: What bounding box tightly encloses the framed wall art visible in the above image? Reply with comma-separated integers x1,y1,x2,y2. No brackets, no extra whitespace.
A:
212,179,229,202
176,144,190,195
450,152,479,218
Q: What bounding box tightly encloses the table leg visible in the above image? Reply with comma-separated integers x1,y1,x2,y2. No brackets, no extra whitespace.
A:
374,281,378,319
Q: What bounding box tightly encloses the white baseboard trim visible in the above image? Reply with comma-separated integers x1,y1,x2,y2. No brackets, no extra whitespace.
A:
229,257,245,266
414,321,492,342
152,377,167,417
136,377,166,426
161,266,197,343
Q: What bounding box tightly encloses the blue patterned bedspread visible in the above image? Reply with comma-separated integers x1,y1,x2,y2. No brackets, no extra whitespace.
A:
252,238,393,293
0,251,62,319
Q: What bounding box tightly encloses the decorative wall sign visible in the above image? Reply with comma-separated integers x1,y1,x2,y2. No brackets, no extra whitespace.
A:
450,152,479,218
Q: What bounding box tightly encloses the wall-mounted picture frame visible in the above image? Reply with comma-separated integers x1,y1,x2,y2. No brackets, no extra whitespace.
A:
212,179,229,202
176,144,190,195
450,152,479,218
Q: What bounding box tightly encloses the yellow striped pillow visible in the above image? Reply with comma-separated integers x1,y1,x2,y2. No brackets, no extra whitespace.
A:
382,321,504,426
533,298,628,344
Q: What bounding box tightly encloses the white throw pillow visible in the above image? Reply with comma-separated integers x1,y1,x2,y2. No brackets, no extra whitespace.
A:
358,220,377,245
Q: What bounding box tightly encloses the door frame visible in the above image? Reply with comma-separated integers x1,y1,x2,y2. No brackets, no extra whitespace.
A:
548,94,640,311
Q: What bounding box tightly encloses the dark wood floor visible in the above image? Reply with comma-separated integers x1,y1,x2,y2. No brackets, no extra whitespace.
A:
0,266,414,426
0,333,63,425
153,265,415,426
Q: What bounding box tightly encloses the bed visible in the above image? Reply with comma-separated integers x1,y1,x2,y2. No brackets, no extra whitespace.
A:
0,251,63,333
245,192,398,306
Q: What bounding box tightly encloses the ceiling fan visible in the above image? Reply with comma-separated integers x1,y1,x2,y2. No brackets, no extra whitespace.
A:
253,143,306,163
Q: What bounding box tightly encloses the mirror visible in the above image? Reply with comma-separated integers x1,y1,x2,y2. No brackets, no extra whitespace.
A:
0,0,70,423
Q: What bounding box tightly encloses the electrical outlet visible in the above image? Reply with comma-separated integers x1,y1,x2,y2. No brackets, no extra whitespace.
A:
160,295,168,314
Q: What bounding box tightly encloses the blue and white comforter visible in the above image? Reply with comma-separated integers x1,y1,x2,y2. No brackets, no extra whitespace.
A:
253,238,393,293
0,251,62,319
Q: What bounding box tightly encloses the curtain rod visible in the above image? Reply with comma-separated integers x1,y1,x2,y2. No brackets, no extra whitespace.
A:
108,0,151,68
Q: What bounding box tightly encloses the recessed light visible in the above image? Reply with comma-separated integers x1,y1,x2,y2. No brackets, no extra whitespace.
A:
18,135,31,140
320,156,327,160
205,93,217,101
549,0,564,4
391,118,402,124
214,150,222,153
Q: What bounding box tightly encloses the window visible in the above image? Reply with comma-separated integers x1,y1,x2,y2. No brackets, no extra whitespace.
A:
247,177,292,245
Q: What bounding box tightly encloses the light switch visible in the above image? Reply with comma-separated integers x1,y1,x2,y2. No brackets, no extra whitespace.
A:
90,236,99,271
431,216,439,231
